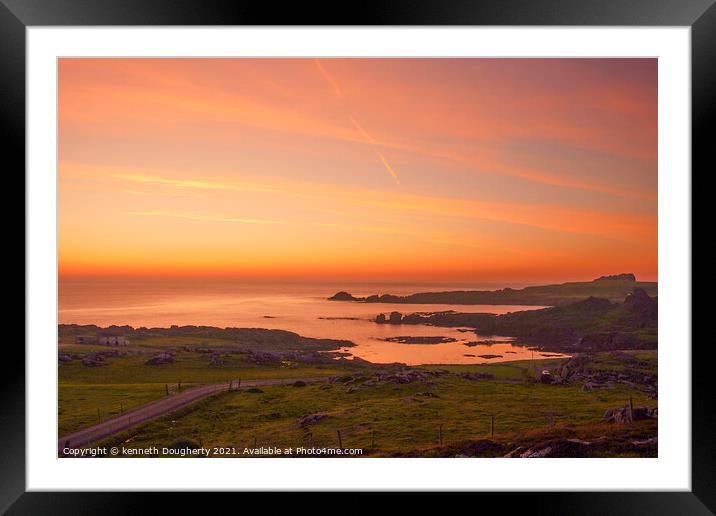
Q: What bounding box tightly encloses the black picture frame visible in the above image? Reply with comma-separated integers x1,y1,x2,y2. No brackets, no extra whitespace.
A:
4,0,708,513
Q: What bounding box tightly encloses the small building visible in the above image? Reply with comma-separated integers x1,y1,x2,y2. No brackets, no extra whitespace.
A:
75,336,98,345
98,335,130,346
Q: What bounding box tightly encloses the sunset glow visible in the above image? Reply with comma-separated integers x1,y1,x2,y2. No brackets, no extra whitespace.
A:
58,58,657,282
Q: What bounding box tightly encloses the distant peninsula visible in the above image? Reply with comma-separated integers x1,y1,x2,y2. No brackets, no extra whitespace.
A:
372,288,658,353
328,274,657,306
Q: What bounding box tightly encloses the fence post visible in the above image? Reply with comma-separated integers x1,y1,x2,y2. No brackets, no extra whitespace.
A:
491,415,494,437
337,430,343,449
438,425,443,445
629,397,634,423
165,384,169,396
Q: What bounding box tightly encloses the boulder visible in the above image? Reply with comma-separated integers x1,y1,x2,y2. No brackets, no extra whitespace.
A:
389,311,403,324
414,391,440,398
602,406,657,423
520,446,553,458
297,413,327,426
144,352,175,366
81,353,105,367
209,352,226,367
539,370,553,384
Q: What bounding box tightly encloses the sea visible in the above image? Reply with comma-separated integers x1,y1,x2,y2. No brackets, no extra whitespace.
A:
58,278,564,366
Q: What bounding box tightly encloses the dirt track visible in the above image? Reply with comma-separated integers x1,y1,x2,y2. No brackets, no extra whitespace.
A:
58,377,327,454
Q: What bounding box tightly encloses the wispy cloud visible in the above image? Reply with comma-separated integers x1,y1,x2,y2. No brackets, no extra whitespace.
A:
124,189,204,198
132,210,400,236
115,172,652,241
132,211,284,225
115,173,230,190
307,221,399,235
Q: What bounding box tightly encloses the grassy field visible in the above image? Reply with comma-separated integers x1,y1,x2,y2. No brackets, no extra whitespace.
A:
59,323,657,457
91,351,656,457
59,334,362,435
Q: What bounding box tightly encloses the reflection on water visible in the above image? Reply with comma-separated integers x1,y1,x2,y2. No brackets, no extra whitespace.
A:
59,278,567,365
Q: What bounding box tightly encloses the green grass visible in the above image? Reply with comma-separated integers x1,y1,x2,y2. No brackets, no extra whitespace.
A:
60,352,346,385
58,333,357,436
419,358,568,380
59,323,658,457
59,383,173,435
98,357,656,456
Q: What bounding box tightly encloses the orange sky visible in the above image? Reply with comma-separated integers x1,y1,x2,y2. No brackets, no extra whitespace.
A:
58,58,657,283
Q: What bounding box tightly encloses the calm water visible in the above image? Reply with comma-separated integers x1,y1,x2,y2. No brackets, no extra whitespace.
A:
58,278,563,365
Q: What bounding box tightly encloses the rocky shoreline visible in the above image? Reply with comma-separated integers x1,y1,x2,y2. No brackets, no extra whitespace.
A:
370,289,657,354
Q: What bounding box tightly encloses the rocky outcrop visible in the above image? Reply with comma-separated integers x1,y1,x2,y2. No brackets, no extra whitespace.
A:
208,352,226,367
602,406,657,424
82,353,105,367
328,291,359,301
145,352,175,366
389,311,403,324
384,292,657,352
595,273,636,282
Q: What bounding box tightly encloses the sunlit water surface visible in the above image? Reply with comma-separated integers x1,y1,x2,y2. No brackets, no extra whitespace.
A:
59,278,567,365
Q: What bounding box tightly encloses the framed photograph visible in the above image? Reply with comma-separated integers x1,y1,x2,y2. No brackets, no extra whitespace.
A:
7,0,709,512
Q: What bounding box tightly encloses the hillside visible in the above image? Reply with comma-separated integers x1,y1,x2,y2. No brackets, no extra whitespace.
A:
375,289,658,352
329,274,657,306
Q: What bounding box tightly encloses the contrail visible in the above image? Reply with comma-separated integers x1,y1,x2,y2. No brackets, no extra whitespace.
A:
314,60,401,186
349,115,376,145
314,58,342,98
378,153,401,185
349,116,400,185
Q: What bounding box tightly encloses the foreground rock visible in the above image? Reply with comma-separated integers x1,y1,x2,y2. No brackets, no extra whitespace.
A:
602,406,658,424
145,352,175,366
393,419,658,458
297,413,328,426
82,353,105,367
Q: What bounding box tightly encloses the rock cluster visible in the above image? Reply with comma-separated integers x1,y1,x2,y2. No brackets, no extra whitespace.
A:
458,372,495,381
208,352,227,367
82,353,105,367
602,406,657,424
144,352,175,366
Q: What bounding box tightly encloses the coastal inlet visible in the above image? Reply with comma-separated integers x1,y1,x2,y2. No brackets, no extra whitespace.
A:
58,279,562,366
